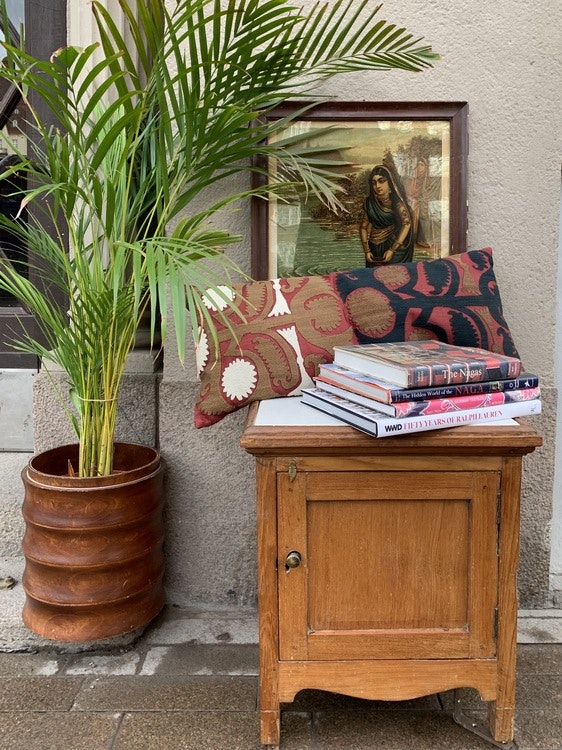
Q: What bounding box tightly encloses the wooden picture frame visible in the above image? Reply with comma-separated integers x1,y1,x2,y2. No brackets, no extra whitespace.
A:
251,101,468,280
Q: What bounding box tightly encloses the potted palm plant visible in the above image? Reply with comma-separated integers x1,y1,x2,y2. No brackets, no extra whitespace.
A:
0,0,437,641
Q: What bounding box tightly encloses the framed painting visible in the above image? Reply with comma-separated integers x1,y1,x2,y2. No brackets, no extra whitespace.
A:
251,101,468,280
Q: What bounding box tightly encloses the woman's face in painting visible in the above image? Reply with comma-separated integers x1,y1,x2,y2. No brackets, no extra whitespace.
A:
371,173,390,199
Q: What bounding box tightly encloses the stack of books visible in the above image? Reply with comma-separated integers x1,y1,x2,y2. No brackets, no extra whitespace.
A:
301,340,541,438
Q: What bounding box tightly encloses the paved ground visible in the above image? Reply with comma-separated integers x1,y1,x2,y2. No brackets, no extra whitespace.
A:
0,601,561,750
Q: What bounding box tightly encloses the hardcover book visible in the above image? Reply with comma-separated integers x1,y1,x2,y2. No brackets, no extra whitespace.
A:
300,387,542,438
314,380,541,418
317,363,539,405
332,341,522,388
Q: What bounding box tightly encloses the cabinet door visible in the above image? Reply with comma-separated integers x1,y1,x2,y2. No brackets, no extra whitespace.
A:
277,470,499,661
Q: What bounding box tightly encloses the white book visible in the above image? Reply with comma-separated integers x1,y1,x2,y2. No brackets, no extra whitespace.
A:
300,387,541,438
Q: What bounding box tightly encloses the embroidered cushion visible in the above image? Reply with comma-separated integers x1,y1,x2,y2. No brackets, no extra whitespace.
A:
334,248,518,357
194,274,357,427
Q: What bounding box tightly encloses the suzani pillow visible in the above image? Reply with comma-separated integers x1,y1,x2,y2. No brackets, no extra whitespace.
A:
194,274,357,427
333,248,519,357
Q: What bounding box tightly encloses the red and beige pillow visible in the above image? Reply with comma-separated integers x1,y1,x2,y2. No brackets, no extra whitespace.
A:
194,274,357,427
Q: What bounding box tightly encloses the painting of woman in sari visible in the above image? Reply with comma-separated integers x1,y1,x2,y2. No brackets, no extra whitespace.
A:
359,164,415,266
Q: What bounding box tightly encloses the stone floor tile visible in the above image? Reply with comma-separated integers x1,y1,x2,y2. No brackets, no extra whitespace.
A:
64,650,140,675
0,651,66,676
139,643,259,676
280,711,313,749
517,643,562,674
462,707,562,750
514,708,562,750
114,711,261,750
72,674,257,712
0,636,560,750
313,709,495,749
438,688,486,712
0,712,121,750
0,675,84,710
517,674,562,709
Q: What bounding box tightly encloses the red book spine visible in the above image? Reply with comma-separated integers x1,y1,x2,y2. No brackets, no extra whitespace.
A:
392,388,540,418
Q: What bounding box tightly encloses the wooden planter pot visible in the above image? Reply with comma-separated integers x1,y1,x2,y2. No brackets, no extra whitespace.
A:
21,442,165,642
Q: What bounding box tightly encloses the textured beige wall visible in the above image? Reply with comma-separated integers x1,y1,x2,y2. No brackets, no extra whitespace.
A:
158,0,561,610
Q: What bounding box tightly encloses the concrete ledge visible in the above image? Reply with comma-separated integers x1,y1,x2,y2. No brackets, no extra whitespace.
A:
0,558,150,653
1,556,560,652
518,609,562,643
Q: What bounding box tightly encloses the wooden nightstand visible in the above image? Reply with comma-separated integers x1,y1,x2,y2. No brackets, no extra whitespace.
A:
241,398,542,748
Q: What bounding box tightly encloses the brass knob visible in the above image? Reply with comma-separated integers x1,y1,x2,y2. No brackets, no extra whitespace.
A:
285,551,302,570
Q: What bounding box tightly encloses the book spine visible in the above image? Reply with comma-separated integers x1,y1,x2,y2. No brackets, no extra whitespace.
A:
392,387,541,418
301,389,541,438
377,399,541,436
318,368,540,405
317,384,541,418
390,374,539,402
301,392,381,436
407,357,520,388
316,374,393,404
313,380,395,415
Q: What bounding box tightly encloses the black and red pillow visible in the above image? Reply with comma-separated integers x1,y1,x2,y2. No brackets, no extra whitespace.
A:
333,247,518,357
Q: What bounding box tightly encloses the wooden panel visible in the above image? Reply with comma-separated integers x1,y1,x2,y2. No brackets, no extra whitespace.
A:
255,458,280,723
468,472,500,657
241,402,543,456
277,470,309,660
307,498,470,630
489,456,523,741
278,469,501,662
306,470,474,500
306,629,470,660
274,454,502,473
278,659,499,703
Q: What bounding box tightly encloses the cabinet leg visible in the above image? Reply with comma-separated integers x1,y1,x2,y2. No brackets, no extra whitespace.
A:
488,701,515,743
260,708,280,747
452,691,516,749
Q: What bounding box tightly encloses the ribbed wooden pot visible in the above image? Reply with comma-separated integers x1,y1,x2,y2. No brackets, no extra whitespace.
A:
21,442,165,642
